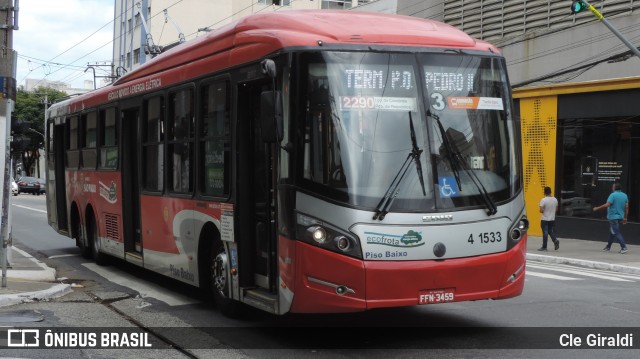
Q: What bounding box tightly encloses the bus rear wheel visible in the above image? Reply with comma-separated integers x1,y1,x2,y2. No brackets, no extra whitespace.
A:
210,242,241,317
75,216,91,259
88,215,107,265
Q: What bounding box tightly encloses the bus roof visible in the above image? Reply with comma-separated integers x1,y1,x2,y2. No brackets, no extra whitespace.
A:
49,10,499,115
120,10,497,84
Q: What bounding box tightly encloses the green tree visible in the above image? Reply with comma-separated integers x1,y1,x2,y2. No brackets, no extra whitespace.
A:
12,86,67,176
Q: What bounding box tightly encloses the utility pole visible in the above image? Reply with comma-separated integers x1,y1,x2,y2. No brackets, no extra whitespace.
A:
0,0,17,288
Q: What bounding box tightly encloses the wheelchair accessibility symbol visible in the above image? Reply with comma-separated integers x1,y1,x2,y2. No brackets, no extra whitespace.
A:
438,176,460,198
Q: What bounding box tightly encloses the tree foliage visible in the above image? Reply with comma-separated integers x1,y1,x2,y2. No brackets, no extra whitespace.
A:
12,86,67,176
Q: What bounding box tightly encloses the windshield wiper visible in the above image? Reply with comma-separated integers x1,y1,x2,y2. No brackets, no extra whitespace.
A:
429,110,498,216
373,112,425,221
429,110,462,191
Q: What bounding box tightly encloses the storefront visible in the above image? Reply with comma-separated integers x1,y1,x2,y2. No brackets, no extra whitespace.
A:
513,77,640,244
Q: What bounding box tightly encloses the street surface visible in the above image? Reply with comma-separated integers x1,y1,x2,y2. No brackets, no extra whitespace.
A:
2,194,639,358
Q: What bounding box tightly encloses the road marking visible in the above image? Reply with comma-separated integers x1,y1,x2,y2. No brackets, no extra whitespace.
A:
13,204,47,213
526,271,583,280
82,263,199,306
529,262,640,280
528,263,634,282
48,254,80,259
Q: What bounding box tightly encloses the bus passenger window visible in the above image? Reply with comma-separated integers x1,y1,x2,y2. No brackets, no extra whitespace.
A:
199,81,230,197
99,107,118,169
169,88,194,193
142,96,164,192
67,116,81,168
81,112,98,169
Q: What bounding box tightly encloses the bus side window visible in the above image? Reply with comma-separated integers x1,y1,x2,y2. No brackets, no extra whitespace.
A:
67,116,81,168
142,96,165,192
199,80,230,197
168,88,195,194
99,107,118,169
81,111,98,169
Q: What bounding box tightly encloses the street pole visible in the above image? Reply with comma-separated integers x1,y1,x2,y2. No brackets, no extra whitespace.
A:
575,0,640,60
0,0,17,288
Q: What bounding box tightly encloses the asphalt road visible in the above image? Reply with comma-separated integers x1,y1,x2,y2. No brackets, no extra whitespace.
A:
5,195,640,358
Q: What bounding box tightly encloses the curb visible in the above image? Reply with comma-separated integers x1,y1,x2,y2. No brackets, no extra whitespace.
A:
0,283,72,307
8,247,57,282
526,253,640,275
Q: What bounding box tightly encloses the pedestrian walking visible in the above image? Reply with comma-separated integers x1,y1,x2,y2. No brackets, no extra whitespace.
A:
538,186,559,251
593,182,629,254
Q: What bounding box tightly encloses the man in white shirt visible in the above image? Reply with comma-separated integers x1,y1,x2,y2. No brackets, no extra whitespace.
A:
538,186,559,251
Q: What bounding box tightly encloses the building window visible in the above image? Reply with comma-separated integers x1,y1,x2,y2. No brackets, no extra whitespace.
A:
257,0,290,4
559,118,639,222
133,49,140,64
199,80,230,197
322,0,351,10
168,88,194,193
143,96,164,192
134,13,141,28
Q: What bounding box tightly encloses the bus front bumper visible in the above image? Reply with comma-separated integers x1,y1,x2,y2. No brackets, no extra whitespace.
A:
289,235,527,313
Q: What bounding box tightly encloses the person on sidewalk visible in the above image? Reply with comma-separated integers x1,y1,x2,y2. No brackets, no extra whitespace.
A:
538,186,559,251
593,182,629,254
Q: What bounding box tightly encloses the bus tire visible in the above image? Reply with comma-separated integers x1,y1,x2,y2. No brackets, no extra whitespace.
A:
74,213,91,259
88,215,108,265
210,241,242,318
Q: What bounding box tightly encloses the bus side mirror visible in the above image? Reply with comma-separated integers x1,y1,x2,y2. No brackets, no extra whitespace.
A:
259,90,283,143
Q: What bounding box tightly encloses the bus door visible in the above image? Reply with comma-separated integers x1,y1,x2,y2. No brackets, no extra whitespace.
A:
47,119,69,233
237,79,277,292
121,107,143,258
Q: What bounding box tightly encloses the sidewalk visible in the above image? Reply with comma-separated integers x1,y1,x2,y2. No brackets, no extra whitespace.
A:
0,246,71,307
0,236,639,308
526,235,640,274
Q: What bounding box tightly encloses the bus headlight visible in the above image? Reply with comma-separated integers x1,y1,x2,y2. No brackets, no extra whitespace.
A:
334,236,352,251
308,226,328,244
296,213,363,259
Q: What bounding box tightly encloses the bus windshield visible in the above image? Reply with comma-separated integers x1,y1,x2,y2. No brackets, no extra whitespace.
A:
299,51,520,213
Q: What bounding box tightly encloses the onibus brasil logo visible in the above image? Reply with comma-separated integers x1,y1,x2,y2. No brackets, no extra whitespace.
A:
365,230,424,248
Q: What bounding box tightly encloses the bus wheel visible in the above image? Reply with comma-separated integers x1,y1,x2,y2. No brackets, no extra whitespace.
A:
210,242,241,317
76,217,91,259
88,215,108,265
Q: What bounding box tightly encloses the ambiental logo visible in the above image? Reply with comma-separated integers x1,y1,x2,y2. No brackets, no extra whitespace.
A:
365,230,424,248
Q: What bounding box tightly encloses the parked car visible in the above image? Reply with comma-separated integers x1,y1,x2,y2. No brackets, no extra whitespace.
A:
11,177,18,196
16,176,46,195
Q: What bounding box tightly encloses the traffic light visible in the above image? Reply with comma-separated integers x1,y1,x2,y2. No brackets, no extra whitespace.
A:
571,1,587,14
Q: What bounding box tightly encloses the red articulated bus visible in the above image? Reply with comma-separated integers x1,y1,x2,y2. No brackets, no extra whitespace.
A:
46,10,529,316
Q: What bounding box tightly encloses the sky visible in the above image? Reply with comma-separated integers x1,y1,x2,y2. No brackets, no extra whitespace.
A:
14,0,115,90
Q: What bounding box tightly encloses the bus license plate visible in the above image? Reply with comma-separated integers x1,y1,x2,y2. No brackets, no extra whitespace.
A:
418,288,455,304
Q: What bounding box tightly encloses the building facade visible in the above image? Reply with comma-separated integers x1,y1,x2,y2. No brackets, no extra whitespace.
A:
355,0,640,242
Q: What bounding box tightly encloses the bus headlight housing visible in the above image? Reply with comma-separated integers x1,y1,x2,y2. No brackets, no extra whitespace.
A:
507,214,529,249
296,213,363,259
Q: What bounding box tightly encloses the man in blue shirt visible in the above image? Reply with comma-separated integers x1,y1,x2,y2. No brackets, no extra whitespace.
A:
593,182,629,254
